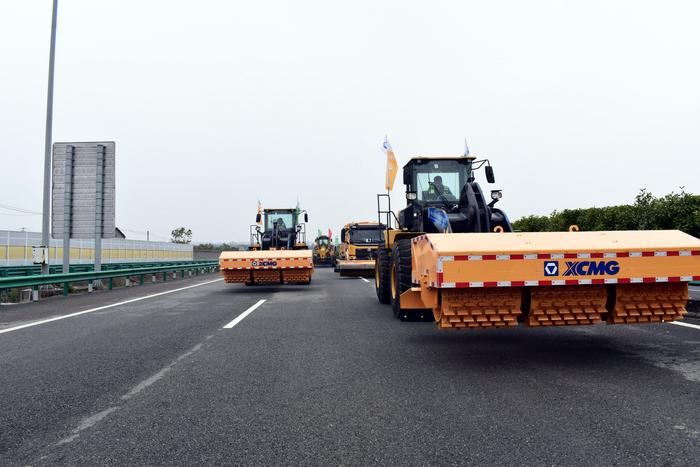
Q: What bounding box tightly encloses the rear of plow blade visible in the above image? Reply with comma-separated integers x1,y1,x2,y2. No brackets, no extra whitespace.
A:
404,230,700,329
219,250,313,285
337,259,375,277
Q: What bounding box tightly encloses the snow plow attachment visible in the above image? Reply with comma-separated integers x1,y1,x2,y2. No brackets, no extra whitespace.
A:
219,250,314,285
336,259,375,277
404,230,700,329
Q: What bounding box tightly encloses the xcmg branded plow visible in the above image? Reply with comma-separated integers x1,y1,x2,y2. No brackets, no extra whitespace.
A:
220,250,313,285
403,230,699,328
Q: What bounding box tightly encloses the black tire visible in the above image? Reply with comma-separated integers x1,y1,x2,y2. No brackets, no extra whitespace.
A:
375,248,391,304
390,239,413,320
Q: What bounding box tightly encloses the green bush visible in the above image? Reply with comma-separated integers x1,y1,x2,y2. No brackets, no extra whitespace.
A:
512,189,700,237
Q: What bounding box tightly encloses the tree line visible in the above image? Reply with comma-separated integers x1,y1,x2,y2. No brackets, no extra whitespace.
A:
511,189,700,238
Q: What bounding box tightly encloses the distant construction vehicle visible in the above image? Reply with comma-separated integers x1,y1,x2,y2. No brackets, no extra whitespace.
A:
335,221,385,277
219,207,313,285
375,152,700,328
312,234,335,266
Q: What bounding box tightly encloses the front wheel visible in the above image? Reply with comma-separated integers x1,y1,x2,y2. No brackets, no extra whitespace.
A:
390,239,413,320
375,248,391,304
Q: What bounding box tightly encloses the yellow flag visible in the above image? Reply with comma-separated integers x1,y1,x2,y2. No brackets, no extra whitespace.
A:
383,137,398,190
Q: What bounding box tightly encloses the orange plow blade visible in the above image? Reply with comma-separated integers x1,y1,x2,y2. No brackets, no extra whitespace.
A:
408,230,700,329
219,250,313,285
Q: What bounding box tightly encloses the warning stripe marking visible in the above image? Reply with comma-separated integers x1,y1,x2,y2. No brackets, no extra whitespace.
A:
438,250,700,261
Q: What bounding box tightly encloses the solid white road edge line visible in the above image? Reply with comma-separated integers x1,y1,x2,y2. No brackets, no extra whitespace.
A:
359,277,370,283
223,299,266,329
0,278,224,335
669,321,700,330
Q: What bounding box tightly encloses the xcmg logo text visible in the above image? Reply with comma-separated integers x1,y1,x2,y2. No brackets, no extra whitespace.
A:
543,260,620,277
251,260,278,267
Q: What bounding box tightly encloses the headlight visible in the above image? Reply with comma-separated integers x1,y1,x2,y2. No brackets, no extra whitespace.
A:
490,190,502,201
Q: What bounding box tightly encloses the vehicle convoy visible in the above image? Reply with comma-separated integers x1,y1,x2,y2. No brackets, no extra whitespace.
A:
335,221,385,277
219,207,313,285
375,153,700,328
312,234,335,266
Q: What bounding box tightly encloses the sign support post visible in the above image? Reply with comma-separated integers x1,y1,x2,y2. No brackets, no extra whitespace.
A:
62,145,74,273
95,144,106,273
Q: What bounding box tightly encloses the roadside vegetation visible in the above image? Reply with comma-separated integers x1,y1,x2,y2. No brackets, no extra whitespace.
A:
513,189,700,237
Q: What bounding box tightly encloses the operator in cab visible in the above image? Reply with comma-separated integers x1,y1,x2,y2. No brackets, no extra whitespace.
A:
427,175,455,200
275,217,287,230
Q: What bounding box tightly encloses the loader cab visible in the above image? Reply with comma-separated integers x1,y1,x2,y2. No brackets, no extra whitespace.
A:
256,208,308,250
398,156,512,234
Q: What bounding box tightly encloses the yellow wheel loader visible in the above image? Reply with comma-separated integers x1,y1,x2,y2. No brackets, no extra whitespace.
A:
335,221,385,277
219,208,313,285
312,235,335,266
375,154,700,327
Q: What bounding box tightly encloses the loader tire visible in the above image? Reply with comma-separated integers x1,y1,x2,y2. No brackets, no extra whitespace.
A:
375,248,391,304
391,239,413,320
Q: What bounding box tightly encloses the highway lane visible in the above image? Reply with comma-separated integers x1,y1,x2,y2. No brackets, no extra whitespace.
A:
690,284,700,302
1,269,699,465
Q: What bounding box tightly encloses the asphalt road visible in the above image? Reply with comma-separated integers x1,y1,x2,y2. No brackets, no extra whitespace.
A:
1,270,699,465
690,284,700,302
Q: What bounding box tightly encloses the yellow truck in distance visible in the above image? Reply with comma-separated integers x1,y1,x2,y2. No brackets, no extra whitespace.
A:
219,208,313,285
335,221,385,277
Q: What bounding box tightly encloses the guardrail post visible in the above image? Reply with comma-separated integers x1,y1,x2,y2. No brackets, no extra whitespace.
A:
140,274,144,285
88,282,93,293
32,285,39,301
63,282,69,296
163,272,167,282
108,277,113,290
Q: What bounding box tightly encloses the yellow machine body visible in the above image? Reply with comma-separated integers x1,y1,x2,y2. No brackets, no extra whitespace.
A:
336,221,384,277
220,206,313,285
312,235,334,266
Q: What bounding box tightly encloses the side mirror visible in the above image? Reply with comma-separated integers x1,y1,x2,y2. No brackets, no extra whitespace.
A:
255,213,261,224
304,213,309,223
485,165,495,183
403,166,411,185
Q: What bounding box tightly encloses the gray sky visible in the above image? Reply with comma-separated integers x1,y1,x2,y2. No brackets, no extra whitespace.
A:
1,0,698,243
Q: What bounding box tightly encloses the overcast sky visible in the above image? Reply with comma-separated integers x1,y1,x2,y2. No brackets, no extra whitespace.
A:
1,0,698,243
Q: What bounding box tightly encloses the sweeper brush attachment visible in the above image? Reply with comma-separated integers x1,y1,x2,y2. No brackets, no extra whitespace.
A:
219,250,313,285
402,230,699,329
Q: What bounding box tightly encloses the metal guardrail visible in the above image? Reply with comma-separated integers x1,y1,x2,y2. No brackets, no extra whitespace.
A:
0,261,219,301
691,281,700,286
0,260,210,278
